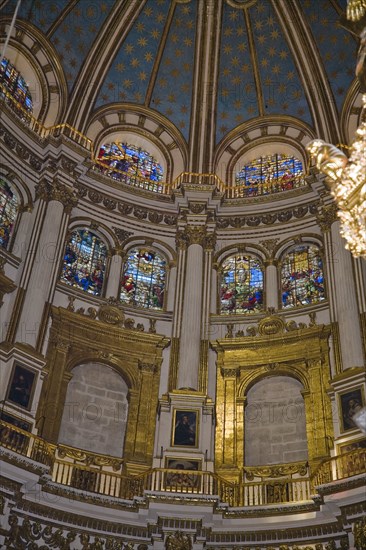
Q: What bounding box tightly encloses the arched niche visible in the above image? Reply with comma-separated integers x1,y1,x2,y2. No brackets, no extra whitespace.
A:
58,362,128,456
245,375,307,466
1,19,68,124
213,116,315,185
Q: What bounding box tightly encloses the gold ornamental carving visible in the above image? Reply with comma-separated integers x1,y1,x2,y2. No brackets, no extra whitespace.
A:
175,226,216,250
38,306,169,467
212,321,333,481
244,462,308,480
258,314,286,335
354,517,366,550
35,179,78,211
316,203,338,232
260,238,280,257
57,445,123,470
4,515,76,549
165,531,192,550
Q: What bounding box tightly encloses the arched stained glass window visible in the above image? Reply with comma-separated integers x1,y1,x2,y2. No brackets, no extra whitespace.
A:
235,154,305,197
95,142,164,191
61,229,107,296
120,248,166,310
281,245,325,308
220,254,264,314
0,57,33,112
0,178,18,250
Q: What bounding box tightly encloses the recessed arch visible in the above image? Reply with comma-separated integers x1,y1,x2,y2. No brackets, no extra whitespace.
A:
1,19,68,125
86,104,188,183
214,116,316,185
244,374,307,466
58,361,129,456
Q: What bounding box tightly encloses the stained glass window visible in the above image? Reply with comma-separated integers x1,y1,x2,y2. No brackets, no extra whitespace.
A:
0,57,33,112
235,154,305,197
61,229,107,296
220,255,264,314
0,178,18,250
120,248,166,310
281,245,325,308
95,142,164,192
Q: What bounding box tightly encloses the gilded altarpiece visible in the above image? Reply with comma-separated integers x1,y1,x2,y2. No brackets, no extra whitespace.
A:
37,305,169,474
212,315,334,482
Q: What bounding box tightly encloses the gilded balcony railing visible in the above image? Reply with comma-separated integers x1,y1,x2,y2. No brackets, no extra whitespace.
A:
173,171,226,192
92,159,173,195
1,421,365,505
311,448,366,487
224,173,306,199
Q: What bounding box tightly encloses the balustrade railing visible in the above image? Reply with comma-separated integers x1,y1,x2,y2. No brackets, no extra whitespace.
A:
311,448,366,487
1,420,365,505
224,174,306,199
92,159,173,195
2,84,311,199
173,171,225,192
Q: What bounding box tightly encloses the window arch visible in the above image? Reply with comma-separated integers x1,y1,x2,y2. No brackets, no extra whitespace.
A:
120,248,166,310
235,153,305,197
0,178,18,250
220,254,264,314
281,244,325,309
95,142,164,191
0,57,33,112
61,228,107,296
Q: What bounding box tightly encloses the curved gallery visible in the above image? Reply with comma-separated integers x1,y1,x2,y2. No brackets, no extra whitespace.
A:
0,0,365,549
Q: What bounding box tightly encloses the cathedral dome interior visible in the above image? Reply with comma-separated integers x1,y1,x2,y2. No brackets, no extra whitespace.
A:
0,0,365,548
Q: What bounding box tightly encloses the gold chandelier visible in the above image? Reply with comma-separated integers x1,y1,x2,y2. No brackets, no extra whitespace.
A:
307,0,366,259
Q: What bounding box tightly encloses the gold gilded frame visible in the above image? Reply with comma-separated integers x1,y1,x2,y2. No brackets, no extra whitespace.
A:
211,314,334,482
37,306,169,474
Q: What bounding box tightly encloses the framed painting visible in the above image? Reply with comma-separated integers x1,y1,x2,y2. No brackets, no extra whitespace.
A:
165,457,202,490
6,364,36,410
337,437,366,455
338,387,365,432
171,409,199,448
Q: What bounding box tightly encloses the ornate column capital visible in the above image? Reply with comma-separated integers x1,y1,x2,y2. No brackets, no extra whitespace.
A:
316,203,338,232
138,361,157,374
176,225,215,250
220,367,240,378
35,179,78,212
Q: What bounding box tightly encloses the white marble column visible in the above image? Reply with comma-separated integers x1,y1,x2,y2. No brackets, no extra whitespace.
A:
15,180,76,349
105,250,123,299
265,261,278,309
166,262,177,312
331,220,364,369
178,241,204,390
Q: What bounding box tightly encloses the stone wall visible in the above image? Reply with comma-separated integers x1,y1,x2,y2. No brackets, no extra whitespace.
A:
245,375,308,465
58,362,128,456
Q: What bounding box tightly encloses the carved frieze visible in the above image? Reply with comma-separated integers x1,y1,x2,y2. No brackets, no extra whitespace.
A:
0,124,43,171
215,201,318,229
